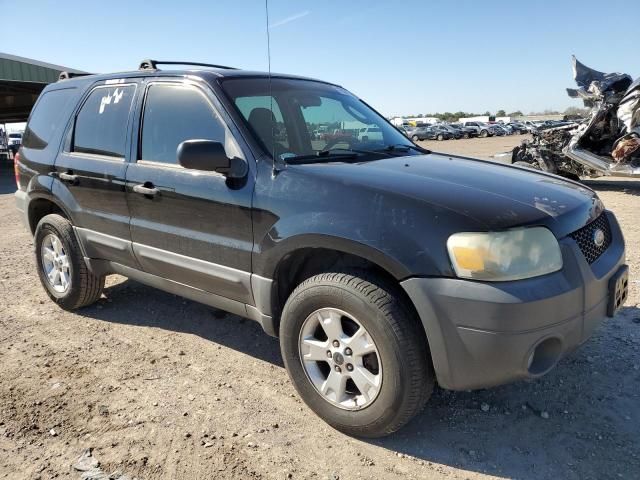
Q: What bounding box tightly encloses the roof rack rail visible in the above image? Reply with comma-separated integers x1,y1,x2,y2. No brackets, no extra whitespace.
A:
58,71,93,81
138,59,239,71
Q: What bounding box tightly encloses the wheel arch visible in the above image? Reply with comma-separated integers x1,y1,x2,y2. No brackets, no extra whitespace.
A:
27,194,72,234
265,241,424,340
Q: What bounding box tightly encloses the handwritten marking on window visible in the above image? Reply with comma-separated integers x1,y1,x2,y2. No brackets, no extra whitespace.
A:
99,88,124,114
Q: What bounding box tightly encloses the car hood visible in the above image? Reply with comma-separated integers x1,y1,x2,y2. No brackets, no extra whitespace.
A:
299,153,602,238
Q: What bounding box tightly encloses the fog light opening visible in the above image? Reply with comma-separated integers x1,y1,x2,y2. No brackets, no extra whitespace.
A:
527,337,562,376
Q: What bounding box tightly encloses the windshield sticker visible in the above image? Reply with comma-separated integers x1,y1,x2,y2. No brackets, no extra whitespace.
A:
99,88,124,114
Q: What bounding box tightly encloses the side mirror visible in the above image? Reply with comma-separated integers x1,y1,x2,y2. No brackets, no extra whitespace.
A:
177,139,248,179
178,139,231,173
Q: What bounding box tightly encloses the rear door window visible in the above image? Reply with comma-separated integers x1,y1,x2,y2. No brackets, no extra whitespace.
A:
23,88,76,150
73,85,136,158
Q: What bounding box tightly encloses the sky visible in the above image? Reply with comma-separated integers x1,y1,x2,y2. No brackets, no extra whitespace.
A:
1,0,639,117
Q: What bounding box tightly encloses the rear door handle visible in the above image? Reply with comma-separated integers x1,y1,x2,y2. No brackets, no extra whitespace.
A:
59,172,78,183
132,184,159,197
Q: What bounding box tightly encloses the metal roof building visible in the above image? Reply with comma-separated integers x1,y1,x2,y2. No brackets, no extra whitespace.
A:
0,52,86,123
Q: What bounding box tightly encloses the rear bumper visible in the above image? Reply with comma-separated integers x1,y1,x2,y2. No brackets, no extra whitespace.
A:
402,210,626,391
15,189,30,231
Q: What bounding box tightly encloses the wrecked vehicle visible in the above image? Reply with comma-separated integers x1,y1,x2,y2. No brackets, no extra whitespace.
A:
513,56,640,179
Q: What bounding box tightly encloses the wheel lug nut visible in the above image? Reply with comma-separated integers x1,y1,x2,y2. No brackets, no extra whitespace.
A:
326,350,332,358
344,347,352,356
334,365,341,373
332,340,340,348
346,364,354,372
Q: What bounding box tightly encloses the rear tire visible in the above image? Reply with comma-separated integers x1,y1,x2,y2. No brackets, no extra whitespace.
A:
411,135,419,142
34,214,104,310
280,270,434,438
437,134,444,141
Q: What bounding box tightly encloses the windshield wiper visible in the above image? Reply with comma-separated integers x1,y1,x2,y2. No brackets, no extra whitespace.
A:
284,145,428,165
382,144,431,154
284,151,361,165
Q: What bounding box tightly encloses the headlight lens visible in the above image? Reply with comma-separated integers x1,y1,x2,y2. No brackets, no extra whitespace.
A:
447,227,563,281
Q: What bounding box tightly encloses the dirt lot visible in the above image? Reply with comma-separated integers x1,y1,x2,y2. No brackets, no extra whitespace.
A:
417,134,529,161
1,138,639,480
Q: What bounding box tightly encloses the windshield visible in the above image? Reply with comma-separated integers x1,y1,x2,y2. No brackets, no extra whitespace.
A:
9,133,21,138
220,77,414,160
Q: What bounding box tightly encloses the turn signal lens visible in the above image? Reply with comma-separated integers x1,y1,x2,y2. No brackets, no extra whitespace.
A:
449,246,485,271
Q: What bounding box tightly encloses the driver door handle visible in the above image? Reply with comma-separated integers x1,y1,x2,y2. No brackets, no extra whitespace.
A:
132,184,159,197
59,172,78,183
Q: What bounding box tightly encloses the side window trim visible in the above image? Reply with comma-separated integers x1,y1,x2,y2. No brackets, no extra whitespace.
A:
66,82,138,161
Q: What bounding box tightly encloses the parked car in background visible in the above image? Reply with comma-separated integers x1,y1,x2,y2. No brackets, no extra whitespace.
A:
398,125,416,138
432,124,462,139
357,125,383,142
322,129,353,143
462,121,493,138
450,123,478,138
410,126,451,141
521,121,539,133
508,122,528,134
501,124,515,135
503,123,517,135
489,124,506,136
7,133,22,157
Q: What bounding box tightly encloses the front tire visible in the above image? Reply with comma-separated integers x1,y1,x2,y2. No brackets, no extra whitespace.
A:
280,271,434,438
437,134,444,141
480,129,488,138
34,214,104,310
411,135,419,142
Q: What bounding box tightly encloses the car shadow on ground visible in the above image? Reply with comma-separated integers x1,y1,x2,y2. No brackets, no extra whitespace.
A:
81,278,640,480
85,278,284,367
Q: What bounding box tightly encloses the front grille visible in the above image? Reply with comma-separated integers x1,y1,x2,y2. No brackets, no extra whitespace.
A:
569,213,612,264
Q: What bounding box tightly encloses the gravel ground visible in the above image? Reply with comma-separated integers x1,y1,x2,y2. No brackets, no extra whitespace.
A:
0,141,639,479
417,134,530,161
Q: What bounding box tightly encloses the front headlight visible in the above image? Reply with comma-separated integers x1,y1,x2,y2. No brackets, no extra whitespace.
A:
447,227,563,281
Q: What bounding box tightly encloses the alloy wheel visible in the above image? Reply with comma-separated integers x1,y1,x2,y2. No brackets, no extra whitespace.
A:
41,233,71,293
298,308,382,410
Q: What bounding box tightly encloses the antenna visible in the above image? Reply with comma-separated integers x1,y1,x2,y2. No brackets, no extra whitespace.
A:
265,0,282,174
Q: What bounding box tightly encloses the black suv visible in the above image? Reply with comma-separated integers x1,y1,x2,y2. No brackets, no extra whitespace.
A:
15,60,628,438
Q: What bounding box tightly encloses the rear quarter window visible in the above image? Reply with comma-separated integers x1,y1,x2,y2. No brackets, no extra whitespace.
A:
22,88,76,150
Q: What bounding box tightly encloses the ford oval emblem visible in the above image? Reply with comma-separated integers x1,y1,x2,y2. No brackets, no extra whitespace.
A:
593,228,605,247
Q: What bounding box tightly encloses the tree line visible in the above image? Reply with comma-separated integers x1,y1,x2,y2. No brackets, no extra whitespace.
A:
401,106,590,122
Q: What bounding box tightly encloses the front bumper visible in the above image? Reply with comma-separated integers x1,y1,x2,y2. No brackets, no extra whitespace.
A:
401,210,626,391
